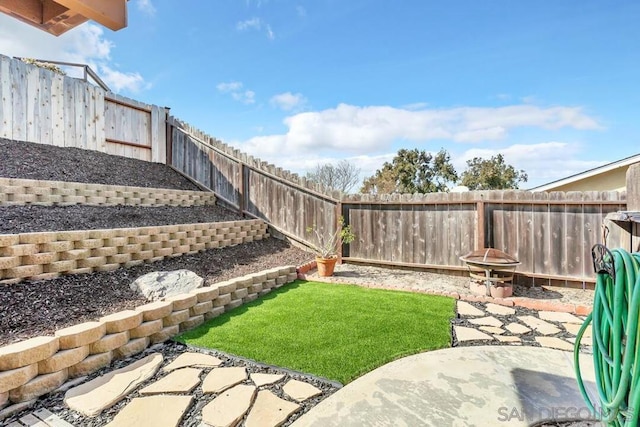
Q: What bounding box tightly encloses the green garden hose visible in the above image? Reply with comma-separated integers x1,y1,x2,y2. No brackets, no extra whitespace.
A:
575,247,640,426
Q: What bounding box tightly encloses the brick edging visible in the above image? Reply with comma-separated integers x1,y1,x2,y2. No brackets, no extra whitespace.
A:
0,177,216,207
296,265,592,316
0,265,300,417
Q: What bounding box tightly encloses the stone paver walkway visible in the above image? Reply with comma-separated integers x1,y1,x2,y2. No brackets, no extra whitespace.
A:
453,300,592,352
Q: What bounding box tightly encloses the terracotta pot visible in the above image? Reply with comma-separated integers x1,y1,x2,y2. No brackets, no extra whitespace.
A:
469,281,513,298
316,256,338,277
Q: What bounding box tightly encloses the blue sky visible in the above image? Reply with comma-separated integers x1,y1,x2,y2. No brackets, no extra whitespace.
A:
0,0,638,189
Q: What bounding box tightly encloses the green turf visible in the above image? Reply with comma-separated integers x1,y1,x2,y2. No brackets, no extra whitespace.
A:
177,281,455,384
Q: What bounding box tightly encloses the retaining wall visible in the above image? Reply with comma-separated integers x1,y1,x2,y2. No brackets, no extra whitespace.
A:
0,177,215,207
0,219,268,284
0,266,298,409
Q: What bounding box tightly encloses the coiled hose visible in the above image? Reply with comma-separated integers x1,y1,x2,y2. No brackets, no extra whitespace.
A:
575,247,640,426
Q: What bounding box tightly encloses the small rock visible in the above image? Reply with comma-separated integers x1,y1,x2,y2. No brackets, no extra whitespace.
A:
468,316,502,327
283,380,322,402
201,384,256,427
250,373,284,387
454,326,493,342
130,270,204,301
105,395,192,427
245,390,299,427
202,367,247,394
139,368,202,395
457,301,484,317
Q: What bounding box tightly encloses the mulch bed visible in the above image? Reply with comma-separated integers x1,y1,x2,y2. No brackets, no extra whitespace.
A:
0,205,243,234
0,138,201,190
0,238,312,346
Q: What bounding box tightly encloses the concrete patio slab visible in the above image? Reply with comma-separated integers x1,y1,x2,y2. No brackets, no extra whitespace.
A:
291,346,598,427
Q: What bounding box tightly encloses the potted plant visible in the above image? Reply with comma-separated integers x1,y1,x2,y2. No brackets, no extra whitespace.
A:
306,216,356,277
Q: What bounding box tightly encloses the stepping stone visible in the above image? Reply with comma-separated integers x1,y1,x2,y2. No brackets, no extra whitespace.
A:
457,301,484,317
65,353,163,417
564,323,592,339
162,352,222,372
485,303,515,316
468,316,502,328
495,335,521,343
105,395,192,427
202,367,247,394
201,384,256,427
535,337,574,352
139,368,202,395
245,390,299,427
538,311,584,324
283,380,322,402
453,326,492,342
505,322,531,334
480,326,504,335
518,316,561,335
250,373,284,387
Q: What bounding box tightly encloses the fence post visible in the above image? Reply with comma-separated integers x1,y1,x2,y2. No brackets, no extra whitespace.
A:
165,115,173,166
238,162,246,217
337,200,344,263
476,200,485,250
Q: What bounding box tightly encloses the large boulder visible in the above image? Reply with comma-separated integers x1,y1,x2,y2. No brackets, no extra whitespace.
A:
130,270,204,301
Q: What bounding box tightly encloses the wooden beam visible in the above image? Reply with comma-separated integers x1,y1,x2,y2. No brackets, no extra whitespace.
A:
42,0,69,23
0,0,43,23
53,0,127,30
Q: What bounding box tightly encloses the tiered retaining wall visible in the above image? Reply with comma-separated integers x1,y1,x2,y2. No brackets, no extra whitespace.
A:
0,177,215,207
0,266,299,409
0,220,268,284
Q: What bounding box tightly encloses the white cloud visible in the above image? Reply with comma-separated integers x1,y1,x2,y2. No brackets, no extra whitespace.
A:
217,81,255,104
99,65,149,93
236,17,275,39
239,103,601,158
0,16,147,94
217,81,244,93
270,92,307,111
266,25,275,40
237,17,262,31
136,0,156,16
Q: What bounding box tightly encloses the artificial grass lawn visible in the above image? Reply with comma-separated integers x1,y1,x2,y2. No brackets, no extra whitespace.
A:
177,281,455,384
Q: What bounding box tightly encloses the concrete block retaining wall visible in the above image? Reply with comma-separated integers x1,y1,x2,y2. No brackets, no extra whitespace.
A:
0,219,268,284
0,266,298,408
0,177,215,207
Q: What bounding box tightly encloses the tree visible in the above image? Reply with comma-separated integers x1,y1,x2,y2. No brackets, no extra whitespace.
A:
460,154,528,190
306,160,361,194
360,148,458,194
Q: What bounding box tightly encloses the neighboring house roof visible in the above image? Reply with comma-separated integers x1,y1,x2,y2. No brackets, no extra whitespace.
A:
530,153,640,192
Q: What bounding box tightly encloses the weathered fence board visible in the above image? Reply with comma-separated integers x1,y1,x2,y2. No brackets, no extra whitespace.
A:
0,54,167,163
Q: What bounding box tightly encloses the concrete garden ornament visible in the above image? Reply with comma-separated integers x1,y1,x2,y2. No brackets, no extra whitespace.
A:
306,216,355,277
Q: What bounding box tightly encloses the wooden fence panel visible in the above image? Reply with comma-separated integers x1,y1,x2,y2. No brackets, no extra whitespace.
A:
0,55,166,163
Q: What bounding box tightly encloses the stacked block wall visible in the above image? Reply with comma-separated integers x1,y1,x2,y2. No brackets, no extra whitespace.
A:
0,220,268,284
0,178,215,207
0,266,298,409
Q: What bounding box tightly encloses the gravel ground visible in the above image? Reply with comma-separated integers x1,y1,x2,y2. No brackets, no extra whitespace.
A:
0,138,201,190
0,238,312,346
4,341,340,427
0,205,243,234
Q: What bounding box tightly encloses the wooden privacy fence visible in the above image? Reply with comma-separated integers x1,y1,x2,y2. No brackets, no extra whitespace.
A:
0,54,167,162
166,117,627,285
0,53,630,285
167,117,339,247
341,191,626,285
